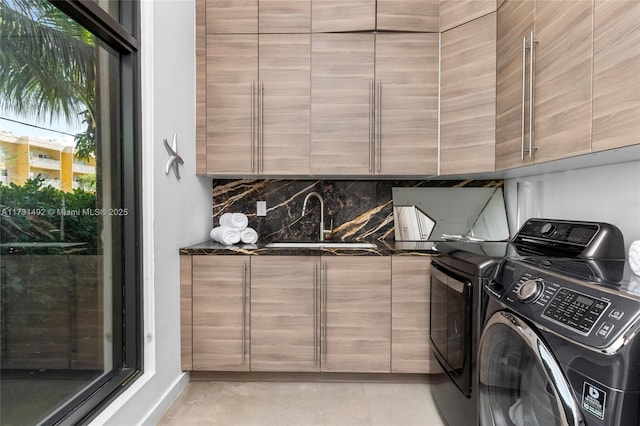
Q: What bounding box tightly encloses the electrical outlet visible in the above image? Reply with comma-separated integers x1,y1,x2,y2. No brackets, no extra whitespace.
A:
257,201,266,217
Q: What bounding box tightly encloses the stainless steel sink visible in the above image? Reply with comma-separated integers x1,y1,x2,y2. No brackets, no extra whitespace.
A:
266,242,377,249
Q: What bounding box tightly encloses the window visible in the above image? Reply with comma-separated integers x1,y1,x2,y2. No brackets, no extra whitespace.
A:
0,1,140,425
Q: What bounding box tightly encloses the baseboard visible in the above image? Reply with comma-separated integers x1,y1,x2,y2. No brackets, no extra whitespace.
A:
189,371,433,384
140,372,190,426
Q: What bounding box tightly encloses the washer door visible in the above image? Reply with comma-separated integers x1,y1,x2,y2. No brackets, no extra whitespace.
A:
478,311,584,426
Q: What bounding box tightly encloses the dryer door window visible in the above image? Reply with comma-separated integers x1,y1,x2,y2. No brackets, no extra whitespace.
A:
478,311,584,426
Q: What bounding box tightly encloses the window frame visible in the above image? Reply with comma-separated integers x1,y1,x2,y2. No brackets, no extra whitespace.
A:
36,1,143,425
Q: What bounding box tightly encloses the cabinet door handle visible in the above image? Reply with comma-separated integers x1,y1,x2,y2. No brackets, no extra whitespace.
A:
369,81,374,172
323,260,327,361
251,81,255,172
528,31,537,159
259,81,264,172
377,80,382,173
521,37,527,161
242,261,247,364
313,261,318,365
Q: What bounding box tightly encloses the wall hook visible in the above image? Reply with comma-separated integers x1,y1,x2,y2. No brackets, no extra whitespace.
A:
164,133,184,180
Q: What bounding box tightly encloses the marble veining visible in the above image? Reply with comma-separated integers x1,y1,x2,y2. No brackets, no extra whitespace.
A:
209,179,503,245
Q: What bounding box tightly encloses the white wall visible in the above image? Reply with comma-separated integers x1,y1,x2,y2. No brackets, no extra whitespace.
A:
504,160,640,254
91,0,211,424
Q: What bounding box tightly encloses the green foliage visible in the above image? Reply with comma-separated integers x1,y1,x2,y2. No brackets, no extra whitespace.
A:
0,177,97,253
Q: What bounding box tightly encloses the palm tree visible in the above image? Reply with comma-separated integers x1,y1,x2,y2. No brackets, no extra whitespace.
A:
0,0,96,159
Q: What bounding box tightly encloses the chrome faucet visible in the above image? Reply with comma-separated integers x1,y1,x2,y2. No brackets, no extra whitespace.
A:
301,191,332,241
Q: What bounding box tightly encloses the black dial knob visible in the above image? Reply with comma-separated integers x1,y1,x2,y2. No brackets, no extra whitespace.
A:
541,223,556,237
517,279,542,303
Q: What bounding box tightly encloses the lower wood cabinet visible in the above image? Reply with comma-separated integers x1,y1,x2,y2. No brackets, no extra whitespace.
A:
191,255,250,371
391,256,435,373
182,254,433,375
321,256,391,373
250,256,320,372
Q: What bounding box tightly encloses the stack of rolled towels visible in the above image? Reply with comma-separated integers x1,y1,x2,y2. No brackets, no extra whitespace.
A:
210,212,258,245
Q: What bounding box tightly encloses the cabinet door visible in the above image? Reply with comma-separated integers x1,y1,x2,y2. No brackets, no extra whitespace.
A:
440,14,496,174
375,33,438,175
377,0,439,32
534,1,592,163
311,34,375,175
205,0,257,34
495,0,534,170
391,257,434,373
259,34,310,175
311,0,375,32
259,0,311,33
440,0,496,32
180,256,193,371
321,257,391,373
251,256,320,372
592,0,640,152
192,256,250,371
206,35,258,175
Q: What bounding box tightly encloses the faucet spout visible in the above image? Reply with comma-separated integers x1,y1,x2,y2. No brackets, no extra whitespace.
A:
301,191,330,242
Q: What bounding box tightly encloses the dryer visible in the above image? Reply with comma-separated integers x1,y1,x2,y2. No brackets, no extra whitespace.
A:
479,219,640,426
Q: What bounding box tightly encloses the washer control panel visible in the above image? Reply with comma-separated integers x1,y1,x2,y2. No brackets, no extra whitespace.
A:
495,260,640,350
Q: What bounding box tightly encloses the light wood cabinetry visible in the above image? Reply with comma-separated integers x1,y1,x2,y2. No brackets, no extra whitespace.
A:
321,257,391,373
192,256,250,371
440,0,496,32
250,256,320,372
311,34,375,175
496,0,592,170
205,0,310,34
391,257,434,373
440,13,496,174
312,0,438,32
200,34,310,175
312,33,439,176
375,33,439,175
180,256,193,371
592,0,640,152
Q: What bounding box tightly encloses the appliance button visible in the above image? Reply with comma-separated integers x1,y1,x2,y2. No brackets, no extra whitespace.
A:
596,322,614,338
609,309,624,320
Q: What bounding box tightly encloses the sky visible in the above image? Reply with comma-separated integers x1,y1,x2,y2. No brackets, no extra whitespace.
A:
0,112,78,146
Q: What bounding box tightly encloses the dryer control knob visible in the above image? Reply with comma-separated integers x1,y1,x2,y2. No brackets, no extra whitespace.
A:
517,279,542,303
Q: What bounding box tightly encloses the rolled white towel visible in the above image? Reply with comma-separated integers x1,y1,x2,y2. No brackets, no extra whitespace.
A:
240,227,258,244
630,240,640,276
210,226,241,246
220,212,249,230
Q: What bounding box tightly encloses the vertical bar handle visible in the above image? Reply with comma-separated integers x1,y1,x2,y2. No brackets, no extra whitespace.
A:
377,80,382,173
242,261,246,363
529,31,537,159
323,260,328,361
313,261,318,365
259,81,264,172
521,37,527,161
369,81,374,172
251,81,255,172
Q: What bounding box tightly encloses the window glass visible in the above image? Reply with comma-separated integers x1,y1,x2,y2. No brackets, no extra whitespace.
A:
0,0,135,424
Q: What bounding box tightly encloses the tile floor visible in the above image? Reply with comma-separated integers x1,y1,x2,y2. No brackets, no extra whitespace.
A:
158,381,446,426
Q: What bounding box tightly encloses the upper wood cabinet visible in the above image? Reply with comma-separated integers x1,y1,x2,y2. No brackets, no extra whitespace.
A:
205,0,310,33
192,256,250,371
311,34,375,175
200,34,310,175
496,0,592,170
391,256,435,374
321,257,391,373
592,0,640,152
375,33,439,175
312,0,438,32
440,13,496,175
311,33,439,176
250,256,320,372
440,0,496,32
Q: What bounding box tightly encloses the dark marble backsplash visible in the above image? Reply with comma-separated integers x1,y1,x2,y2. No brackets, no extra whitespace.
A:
212,179,503,243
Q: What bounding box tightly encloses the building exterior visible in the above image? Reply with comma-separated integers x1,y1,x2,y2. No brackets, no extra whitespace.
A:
0,131,95,192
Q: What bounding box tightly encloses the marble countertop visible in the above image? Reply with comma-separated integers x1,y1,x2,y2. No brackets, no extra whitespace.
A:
180,240,438,256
